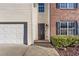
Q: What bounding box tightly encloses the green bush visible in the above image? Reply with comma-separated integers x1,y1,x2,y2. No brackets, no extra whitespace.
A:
50,35,79,48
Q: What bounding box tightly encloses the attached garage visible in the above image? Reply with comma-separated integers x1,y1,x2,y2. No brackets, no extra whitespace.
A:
0,3,33,45
0,22,27,44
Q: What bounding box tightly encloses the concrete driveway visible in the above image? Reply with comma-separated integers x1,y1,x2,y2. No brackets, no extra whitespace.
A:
0,44,27,56
0,44,59,56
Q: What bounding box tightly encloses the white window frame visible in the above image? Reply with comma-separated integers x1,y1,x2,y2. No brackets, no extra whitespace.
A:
58,20,77,35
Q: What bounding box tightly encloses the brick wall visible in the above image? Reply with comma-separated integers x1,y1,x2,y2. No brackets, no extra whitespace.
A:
50,3,79,36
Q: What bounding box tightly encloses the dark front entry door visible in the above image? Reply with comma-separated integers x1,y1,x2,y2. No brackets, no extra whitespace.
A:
38,23,45,40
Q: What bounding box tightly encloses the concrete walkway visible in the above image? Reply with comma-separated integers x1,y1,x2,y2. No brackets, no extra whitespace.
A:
24,45,59,56
0,44,59,56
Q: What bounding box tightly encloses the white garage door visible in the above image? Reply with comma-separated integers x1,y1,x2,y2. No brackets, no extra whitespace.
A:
0,24,26,44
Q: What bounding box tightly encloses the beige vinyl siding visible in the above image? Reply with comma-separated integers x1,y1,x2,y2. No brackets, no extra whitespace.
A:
0,3,33,45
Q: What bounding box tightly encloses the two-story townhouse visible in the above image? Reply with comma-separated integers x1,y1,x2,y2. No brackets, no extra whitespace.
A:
1,3,77,45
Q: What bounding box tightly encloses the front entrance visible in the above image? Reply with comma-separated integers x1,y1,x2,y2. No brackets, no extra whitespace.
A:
38,23,45,40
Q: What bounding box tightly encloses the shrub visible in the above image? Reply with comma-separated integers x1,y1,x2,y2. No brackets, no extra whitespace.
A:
50,35,79,48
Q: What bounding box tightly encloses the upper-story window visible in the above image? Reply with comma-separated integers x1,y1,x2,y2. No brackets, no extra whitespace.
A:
38,3,45,12
56,3,78,9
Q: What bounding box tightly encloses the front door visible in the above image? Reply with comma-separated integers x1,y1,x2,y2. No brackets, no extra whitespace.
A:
38,23,45,40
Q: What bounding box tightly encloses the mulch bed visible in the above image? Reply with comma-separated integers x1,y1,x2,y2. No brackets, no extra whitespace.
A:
56,46,79,56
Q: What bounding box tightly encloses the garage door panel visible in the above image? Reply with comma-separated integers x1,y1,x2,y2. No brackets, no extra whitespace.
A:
0,23,27,44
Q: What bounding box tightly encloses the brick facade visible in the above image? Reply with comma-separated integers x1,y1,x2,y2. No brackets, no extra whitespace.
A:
50,3,79,36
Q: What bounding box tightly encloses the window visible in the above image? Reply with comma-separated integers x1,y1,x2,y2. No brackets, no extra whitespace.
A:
56,3,78,9
61,29,67,35
38,3,45,12
56,21,77,35
69,22,75,28
61,22,67,28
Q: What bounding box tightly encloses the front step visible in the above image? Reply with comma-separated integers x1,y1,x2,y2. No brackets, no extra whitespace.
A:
34,40,53,48
34,40,49,43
